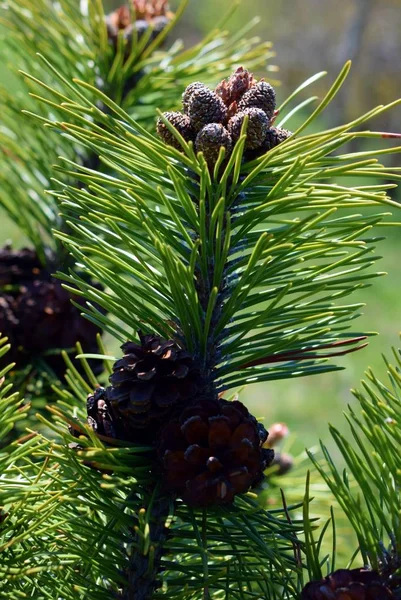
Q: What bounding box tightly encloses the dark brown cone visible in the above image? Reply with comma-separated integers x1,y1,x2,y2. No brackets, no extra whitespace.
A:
0,295,18,348
0,246,103,379
158,398,274,507
0,245,42,286
301,568,395,600
156,112,196,149
195,124,232,166
228,107,269,150
262,126,292,151
187,88,228,132
182,82,209,114
108,333,203,430
215,67,257,106
238,81,276,120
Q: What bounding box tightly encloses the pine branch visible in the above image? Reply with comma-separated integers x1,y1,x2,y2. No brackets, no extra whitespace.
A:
25,62,401,390
0,0,274,252
308,340,401,573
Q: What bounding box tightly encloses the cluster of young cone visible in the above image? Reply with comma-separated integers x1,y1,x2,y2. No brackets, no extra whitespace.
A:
0,246,102,378
84,332,274,507
301,568,396,599
106,0,173,50
156,67,291,167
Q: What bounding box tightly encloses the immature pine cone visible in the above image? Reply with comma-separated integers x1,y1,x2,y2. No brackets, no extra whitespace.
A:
228,107,270,150
157,112,195,149
182,82,208,114
238,81,276,120
108,333,203,430
263,127,292,151
301,568,395,600
187,88,227,132
158,398,274,507
195,124,233,165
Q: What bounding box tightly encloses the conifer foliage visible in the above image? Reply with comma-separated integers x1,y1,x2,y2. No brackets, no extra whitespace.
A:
0,0,400,599
0,0,273,387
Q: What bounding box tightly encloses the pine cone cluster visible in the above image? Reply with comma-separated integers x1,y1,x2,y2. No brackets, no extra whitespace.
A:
106,0,173,49
301,568,395,600
83,333,274,506
0,246,102,378
157,67,292,167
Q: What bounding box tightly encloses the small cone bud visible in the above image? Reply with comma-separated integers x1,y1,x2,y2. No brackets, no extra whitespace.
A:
264,422,289,447
263,127,292,151
238,81,276,120
188,88,227,132
157,112,195,149
228,107,269,150
195,123,232,166
271,452,294,476
182,82,209,114
216,67,257,106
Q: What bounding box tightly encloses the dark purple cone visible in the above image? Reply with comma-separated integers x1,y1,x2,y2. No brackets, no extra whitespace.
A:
195,124,232,166
263,126,292,151
156,112,196,149
182,82,209,114
187,88,228,132
108,333,204,430
158,398,274,507
301,568,395,600
0,246,103,379
228,107,270,150
238,81,276,120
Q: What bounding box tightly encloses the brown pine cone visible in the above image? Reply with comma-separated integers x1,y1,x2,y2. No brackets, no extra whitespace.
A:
238,81,276,120
0,246,103,379
0,245,41,286
301,568,395,600
195,124,232,166
158,398,274,507
187,88,228,132
182,82,209,114
228,107,270,150
156,112,196,149
108,333,203,430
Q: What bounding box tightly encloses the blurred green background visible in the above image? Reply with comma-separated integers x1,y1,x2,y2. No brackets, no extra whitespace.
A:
2,0,401,454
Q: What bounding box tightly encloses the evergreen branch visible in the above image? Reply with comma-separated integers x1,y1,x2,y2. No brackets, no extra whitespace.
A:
0,0,274,253
25,63,400,390
308,340,401,572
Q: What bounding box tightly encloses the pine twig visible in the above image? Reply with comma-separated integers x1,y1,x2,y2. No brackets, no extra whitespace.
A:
123,488,174,600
